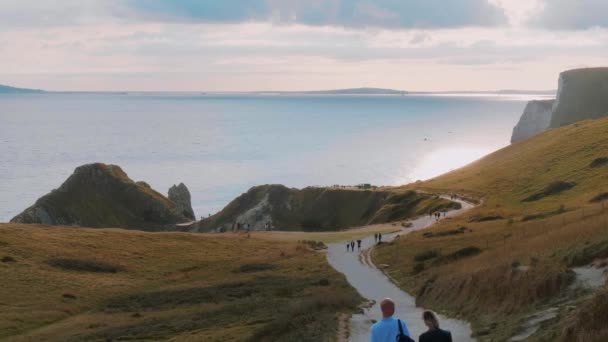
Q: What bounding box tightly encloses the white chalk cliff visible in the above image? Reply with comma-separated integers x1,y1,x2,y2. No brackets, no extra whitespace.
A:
511,99,555,143
511,67,608,143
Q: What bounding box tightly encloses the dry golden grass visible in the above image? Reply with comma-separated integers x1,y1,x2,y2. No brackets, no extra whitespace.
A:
252,222,402,244
0,224,361,341
375,118,608,340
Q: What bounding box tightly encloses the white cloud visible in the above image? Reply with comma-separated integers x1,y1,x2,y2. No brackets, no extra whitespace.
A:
527,0,608,29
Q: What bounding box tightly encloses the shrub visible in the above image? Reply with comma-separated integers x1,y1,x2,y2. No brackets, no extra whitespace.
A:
522,181,576,202
234,263,276,273
414,250,440,262
423,227,467,238
299,240,327,250
47,258,121,273
590,192,608,203
522,205,568,221
436,246,482,264
564,240,608,267
469,215,504,222
590,157,608,168
1,256,16,263
413,263,426,274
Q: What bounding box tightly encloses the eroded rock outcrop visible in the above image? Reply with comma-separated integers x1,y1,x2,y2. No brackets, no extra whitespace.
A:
11,163,190,230
511,99,555,143
168,183,195,220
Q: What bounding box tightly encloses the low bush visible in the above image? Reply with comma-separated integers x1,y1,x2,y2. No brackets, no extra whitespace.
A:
413,263,426,274
299,240,327,250
423,227,468,238
436,246,482,264
590,192,608,203
414,250,440,262
1,256,16,263
522,205,567,221
522,181,576,202
469,215,503,222
46,258,121,273
563,240,608,267
590,157,608,168
234,263,276,273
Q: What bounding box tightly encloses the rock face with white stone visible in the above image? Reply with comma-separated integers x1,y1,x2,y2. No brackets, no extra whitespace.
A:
511,100,555,143
168,183,195,220
511,67,608,143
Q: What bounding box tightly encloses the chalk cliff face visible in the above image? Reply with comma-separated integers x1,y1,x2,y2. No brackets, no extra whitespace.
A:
11,163,190,230
550,67,608,128
194,185,459,232
511,99,555,143
511,67,608,143
168,183,195,220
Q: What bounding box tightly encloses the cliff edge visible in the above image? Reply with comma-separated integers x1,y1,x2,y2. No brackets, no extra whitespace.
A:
550,67,608,128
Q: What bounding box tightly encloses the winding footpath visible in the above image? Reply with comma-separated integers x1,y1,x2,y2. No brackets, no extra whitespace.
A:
327,197,476,342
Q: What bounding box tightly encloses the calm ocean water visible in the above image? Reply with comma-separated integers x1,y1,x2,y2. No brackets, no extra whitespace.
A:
0,92,550,222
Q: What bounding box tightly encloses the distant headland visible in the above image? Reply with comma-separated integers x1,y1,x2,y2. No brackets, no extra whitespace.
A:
0,84,44,94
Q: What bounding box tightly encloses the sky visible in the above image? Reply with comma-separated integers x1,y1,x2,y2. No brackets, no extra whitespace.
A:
1,0,607,91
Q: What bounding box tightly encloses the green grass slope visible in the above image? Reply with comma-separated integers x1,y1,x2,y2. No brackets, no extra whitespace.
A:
197,185,458,232
378,117,608,341
418,116,608,217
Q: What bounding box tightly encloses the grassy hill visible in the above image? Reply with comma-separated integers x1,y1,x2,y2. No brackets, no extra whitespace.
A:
11,163,190,230
377,117,608,341
0,224,361,341
196,185,458,232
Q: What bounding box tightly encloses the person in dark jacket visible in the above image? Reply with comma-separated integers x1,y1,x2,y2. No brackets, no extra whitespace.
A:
419,311,452,342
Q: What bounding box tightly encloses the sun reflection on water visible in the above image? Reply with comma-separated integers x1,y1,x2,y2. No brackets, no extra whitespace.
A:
407,146,493,182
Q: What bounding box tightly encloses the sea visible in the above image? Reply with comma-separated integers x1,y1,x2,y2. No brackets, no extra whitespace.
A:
0,92,553,222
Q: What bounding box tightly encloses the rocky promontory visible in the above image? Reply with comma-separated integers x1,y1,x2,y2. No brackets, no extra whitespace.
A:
11,163,191,230
194,185,459,232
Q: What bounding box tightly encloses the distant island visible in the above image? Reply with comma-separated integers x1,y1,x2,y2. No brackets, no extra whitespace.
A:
0,84,44,94
247,88,555,96
253,87,408,95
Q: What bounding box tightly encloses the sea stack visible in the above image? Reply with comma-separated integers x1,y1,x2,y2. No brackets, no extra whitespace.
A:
168,183,195,220
511,100,555,143
11,163,190,230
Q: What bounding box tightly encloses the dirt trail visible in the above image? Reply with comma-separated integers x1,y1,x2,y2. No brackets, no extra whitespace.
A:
327,196,477,342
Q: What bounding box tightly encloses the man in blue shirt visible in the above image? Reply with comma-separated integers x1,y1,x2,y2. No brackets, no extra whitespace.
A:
370,298,411,342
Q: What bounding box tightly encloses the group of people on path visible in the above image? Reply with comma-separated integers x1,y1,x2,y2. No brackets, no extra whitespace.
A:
346,239,362,252
429,211,445,221
370,298,452,342
374,233,383,243
346,233,385,252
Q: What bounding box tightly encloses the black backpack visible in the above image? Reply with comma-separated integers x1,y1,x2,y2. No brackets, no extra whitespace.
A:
396,319,415,342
